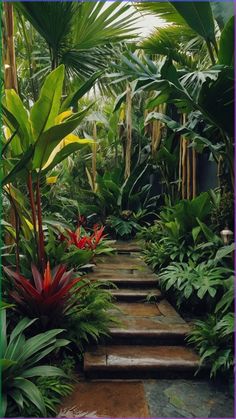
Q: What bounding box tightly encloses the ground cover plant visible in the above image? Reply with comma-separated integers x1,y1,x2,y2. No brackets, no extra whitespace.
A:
1,0,234,416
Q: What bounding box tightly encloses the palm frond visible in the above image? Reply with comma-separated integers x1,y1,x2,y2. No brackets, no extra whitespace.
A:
140,25,196,69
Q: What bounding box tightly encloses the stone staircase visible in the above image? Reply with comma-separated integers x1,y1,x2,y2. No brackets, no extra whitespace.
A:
84,241,202,379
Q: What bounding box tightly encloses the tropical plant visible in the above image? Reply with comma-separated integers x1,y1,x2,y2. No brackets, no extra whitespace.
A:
63,280,117,351
187,313,234,377
0,310,69,417
2,64,94,272
107,215,141,240
14,1,137,84
158,260,232,308
60,225,106,251
3,263,84,327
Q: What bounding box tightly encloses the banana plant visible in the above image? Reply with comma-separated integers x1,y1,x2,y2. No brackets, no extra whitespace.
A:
2,64,94,271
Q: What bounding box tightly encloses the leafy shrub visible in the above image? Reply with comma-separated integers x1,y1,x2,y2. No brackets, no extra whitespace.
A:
0,311,69,417
187,313,234,377
107,214,142,240
137,222,162,242
187,273,234,377
63,281,117,351
158,261,232,309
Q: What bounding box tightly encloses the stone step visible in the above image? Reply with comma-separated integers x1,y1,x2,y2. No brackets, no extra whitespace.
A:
110,288,162,302
91,269,157,279
84,345,201,379
95,275,158,289
108,301,189,345
114,241,142,253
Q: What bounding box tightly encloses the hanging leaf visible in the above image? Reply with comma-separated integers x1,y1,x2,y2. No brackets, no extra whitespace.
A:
170,1,216,45
218,16,234,66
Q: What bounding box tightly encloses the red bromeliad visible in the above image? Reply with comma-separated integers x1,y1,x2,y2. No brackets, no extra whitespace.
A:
4,262,83,318
60,225,106,251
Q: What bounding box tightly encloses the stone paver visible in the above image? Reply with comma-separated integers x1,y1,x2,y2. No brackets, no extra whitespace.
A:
144,379,234,418
58,381,149,418
59,379,234,418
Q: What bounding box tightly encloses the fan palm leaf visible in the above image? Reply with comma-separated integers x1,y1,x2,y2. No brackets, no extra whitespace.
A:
15,1,138,78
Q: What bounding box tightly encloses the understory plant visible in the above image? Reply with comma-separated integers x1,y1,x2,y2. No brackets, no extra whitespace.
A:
187,276,234,377
0,310,69,417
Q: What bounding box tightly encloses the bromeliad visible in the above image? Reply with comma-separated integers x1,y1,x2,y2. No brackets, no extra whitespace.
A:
60,225,106,251
4,262,83,319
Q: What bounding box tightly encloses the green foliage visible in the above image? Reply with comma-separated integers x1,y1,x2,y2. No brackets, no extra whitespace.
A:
158,261,231,307
64,281,117,351
107,214,141,240
0,311,69,417
15,1,137,84
188,313,234,377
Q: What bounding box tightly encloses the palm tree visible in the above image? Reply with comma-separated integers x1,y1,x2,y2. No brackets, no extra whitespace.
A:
14,1,138,83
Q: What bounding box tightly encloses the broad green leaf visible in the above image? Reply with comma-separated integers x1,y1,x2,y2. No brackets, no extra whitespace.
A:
9,318,37,344
192,226,201,243
33,105,92,169
22,365,67,378
60,70,103,112
9,389,24,411
5,90,31,151
197,218,216,242
170,1,216,45
30,65,64,140
0,394,7,417
215,243,235,260
42,134,94,173
218,16,234,66
113,90,127,112
0,359,17,371
13,377,46,416
2,145,34,186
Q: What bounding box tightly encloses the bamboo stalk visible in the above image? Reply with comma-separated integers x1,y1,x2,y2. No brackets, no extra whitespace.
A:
92,122,97,191
3,3,18,91
125,84,132,179
151,105,162,158
178,136,182,193
192,148,197,198
187,140,191,199
181,114,187,199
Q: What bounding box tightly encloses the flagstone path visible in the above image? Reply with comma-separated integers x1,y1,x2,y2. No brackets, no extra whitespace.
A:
59,241,234,418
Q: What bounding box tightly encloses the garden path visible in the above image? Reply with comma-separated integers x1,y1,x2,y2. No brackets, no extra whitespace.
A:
59,241,234,418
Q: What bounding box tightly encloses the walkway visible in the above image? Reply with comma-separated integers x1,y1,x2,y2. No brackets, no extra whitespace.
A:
59,241,234,418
